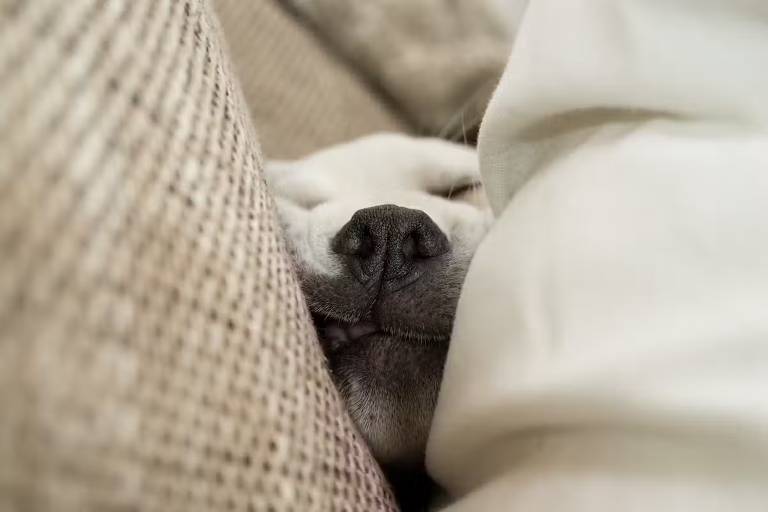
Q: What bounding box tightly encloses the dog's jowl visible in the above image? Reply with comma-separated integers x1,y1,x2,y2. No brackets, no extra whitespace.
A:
266,133,491,507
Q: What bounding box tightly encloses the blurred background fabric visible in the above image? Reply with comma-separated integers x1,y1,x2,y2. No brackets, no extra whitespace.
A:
279,0,512,140
213,0,409,159
0,0,399,510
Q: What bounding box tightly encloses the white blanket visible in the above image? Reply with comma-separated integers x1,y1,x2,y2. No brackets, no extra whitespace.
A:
427,1,768,510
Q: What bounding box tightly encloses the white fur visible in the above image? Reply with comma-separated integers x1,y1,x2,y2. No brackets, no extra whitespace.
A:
266,133,492,278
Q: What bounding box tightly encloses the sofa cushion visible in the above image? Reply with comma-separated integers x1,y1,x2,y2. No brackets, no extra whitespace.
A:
0,1,396,510
213,0,409,159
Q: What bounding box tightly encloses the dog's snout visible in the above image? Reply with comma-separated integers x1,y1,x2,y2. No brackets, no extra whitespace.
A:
332,204,449,282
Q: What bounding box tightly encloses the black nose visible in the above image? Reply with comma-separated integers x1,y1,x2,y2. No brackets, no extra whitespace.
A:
332,205,449,282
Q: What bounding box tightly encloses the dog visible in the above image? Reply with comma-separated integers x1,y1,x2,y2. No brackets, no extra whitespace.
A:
266,133,491,508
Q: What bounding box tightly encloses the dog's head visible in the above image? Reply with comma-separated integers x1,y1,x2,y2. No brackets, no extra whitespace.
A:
266,133,490,469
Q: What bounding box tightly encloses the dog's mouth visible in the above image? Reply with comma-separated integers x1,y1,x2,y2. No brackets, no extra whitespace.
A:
311,312,449,355
311,308,450,469
312,313,380,354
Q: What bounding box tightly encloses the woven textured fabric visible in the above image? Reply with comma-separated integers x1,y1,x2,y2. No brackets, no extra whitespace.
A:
213,0,408,159
281,0,510,136
0,1,397,511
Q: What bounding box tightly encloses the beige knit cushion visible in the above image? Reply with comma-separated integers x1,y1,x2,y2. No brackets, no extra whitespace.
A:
0,1,396,510
281,0,510,136
213,0,408,159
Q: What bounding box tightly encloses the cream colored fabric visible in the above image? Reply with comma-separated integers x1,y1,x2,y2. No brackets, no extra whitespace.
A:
282,0,510,136
213,0,408,159
0,1,396,510
428,0,768,510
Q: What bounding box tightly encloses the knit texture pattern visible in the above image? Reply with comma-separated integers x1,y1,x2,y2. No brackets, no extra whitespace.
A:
213,0,408,159
281,0,510,136
0,1,397,510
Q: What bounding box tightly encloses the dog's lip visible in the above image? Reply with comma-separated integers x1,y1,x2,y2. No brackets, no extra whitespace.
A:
311,311,449,349
324,318,379,341
312,312,380,353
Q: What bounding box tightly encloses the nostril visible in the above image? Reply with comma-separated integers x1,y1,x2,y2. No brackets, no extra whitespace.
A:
413,224,449,259
401,234,416,260
332,221,374,258
402,231,443,260
416,235,446,258
355,227,375,258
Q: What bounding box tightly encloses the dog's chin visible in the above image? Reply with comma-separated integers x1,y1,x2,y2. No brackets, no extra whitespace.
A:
313,313,449,468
